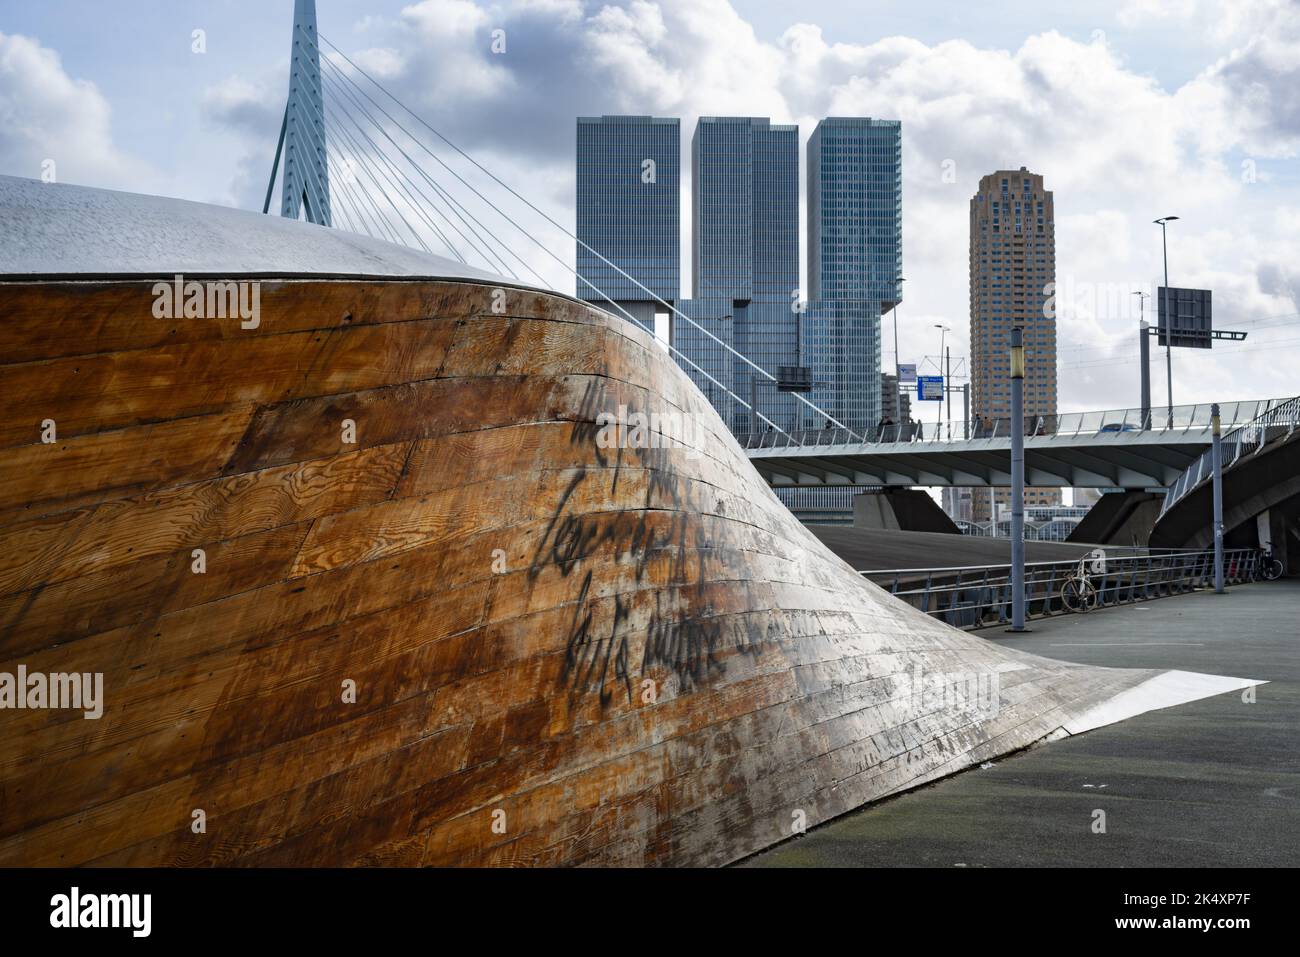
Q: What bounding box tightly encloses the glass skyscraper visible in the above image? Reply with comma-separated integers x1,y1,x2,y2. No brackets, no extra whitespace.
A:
798,301,882,432
691,117,798,302
800,117,901,435
681,118,801,435
807,118,902,306
575,116,680,327
574,113,900,446
668,297,737,430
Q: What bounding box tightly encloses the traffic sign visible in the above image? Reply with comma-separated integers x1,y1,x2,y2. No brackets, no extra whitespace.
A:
898,363,918,384
1156,286,1213,349
917,375,944,401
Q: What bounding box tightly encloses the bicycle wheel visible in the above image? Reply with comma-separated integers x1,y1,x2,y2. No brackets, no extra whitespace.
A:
1061,577,1097,613
1263,558,1284,582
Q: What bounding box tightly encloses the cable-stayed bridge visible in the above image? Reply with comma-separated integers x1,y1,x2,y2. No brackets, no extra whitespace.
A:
262,1,1296,544
264,1,862,446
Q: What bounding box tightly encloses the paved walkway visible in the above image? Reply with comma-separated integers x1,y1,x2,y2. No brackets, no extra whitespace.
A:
743,580,1300,867
807,525,1095,572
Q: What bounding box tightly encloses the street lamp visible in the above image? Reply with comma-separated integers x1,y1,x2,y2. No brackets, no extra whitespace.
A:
1008,325,1027,632
934,323,950,434
1154,216,1179,427
892,277,906,423
1131,290,1149,322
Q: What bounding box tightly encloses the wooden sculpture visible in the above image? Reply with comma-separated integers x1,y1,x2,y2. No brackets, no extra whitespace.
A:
0,179,1255,866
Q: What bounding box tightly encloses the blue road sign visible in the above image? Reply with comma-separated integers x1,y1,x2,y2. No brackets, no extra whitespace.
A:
917,375,944,401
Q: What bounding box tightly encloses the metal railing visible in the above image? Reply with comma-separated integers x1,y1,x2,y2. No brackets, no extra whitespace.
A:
1160,395,1300,517
740,398,1286,452
860,548,1260,630
957,516,1084,541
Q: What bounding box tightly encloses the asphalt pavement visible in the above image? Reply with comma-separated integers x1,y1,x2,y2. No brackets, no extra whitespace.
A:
807,524,1097,572
742,579,1300,867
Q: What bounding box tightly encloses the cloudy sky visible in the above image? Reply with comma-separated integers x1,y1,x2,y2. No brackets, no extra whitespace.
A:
3,0,1299,414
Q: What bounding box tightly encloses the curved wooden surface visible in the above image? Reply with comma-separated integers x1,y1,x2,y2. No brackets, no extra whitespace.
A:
0,278,1158,866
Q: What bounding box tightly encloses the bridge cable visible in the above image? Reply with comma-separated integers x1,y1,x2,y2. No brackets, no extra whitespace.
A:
319,103,436,252
324,68,516,274
316,50,541,284
323,84,466,263
316,31,861,439
302,34,788,433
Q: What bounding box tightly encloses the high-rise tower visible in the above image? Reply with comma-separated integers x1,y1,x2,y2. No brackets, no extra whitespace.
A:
682,117,800,433
692,117,799,302
807,118,902,307
803,117,901,434
575,116,680,327
968,166,1060,523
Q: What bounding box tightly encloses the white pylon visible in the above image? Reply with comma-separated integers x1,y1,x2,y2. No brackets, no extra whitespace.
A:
280,0,330,225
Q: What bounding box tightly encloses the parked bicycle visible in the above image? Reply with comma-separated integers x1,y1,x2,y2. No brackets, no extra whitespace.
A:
1060,553,1100,613
1258,548,1285,582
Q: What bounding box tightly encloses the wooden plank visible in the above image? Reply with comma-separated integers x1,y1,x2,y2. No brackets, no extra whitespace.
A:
0,407,253,523
0,522,311,660
0,280,616,366
0,441,409,596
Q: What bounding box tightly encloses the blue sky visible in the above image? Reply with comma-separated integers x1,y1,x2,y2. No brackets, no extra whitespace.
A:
1,1,1268,200
3,0,1299,413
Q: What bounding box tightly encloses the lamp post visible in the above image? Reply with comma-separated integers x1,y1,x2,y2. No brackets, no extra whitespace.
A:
934,323,950,434
1154,216,1179,428
892,277,906,423
1212,403,1224,594
1008,325,1027,632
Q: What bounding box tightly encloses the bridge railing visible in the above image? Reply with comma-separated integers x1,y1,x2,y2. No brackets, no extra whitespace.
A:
1159,395,1300,517
740,398,1283,452
860,547,1260,630
958,516,1085,541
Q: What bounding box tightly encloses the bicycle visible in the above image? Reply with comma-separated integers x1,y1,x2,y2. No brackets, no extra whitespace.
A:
1060,554,1100,613
1258,549,1285,582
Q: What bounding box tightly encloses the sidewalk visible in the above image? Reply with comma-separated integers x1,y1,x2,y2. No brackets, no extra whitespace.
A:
742,580,1300,867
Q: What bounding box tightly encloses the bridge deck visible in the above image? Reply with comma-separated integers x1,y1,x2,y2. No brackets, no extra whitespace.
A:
750,431,1215,488
744,399,1291,488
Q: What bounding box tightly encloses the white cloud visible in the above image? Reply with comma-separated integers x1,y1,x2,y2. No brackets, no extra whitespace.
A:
10,1,1299,412
199,65,288,209
0,31,141,189
1116,0,1199,29
402,0,492,37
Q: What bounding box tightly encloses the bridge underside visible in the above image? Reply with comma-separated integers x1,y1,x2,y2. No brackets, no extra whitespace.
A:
1153,429,1300,551
749,433,1211,488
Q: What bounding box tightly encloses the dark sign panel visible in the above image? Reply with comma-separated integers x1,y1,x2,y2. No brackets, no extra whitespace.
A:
776,365,812,392
1156,286,1213,349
